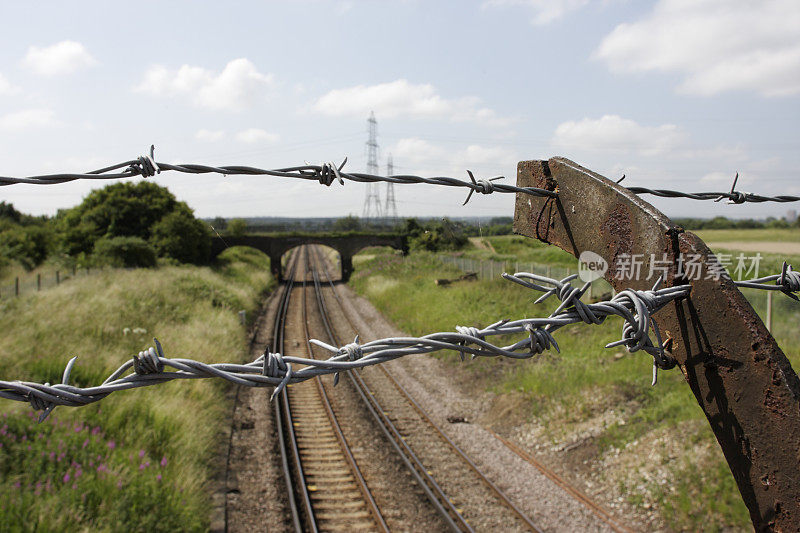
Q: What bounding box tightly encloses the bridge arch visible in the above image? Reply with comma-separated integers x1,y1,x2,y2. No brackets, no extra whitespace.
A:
210,233,408,282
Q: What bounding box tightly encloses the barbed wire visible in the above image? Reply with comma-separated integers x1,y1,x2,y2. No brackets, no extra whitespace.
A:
734,262,800,300
3,146,796,206
0,273,693,422
620,173,800,204
4,262,797,421
0,145,556,206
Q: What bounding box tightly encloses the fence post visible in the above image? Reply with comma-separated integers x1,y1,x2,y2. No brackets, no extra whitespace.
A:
72,265,76,276
766,291,773,332
37,273,41,291
15,277,19,297
513,156,800,529
56,271,60,285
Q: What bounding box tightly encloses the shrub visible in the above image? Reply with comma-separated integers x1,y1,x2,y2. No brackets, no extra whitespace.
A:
0,225,54,270
93,236,157,268
150,210,211,264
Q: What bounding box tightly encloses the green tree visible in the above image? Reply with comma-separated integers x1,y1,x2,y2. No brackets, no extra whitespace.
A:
0,225,53,270
0,202,22,223
58,181,180,247
227,218,247,237
56,181,210,265
150,209,211,264
333,215,361,232
211,216,227,231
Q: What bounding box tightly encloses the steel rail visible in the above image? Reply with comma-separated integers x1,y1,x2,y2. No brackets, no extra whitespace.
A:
272,249,310,533
311,245,549,532
310,246,543,531
298,249,389,532
307,246,471,533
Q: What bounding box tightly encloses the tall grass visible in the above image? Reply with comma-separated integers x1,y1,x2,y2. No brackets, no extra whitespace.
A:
0,246,272,531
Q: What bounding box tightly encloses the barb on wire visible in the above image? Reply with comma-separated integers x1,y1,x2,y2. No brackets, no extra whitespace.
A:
735,262,800,301
625,172,799,204
0,274,691,420
0,145,557,204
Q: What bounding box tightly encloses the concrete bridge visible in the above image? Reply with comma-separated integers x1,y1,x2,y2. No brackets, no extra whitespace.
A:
211,233,408,282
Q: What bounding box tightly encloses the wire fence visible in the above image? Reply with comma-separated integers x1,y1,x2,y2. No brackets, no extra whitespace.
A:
438,255,614,299
0,266,101,300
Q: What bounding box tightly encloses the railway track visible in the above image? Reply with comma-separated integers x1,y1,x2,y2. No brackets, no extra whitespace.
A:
273,248,387,532
306,245,542,532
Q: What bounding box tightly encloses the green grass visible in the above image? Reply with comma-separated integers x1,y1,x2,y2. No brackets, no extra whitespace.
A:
350,247,799,531
694,228,800,243
462,235,577,267
0,246,272,531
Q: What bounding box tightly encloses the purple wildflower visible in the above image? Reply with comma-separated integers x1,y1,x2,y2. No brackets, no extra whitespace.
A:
160,456,167,468
63,473,70,483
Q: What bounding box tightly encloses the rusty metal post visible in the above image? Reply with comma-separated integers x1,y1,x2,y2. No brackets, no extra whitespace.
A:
513,157,800,531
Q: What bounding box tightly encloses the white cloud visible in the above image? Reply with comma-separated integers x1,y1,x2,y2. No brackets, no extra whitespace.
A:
135,58,274,111
391,137,517,174
0,73,19,95
235,128,280,144
22,41,97,76
484,0,591,25
700,171,740,184
595,0,800,96
0,109,59,132
552,115,684,156
313,79,508,125
195,129,225,142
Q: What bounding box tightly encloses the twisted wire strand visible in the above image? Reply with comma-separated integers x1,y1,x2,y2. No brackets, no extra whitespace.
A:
734,262,800,301
623,173,798,204
626,187,800,204
0,147,556,203
0,274,691,421
1,147,795,204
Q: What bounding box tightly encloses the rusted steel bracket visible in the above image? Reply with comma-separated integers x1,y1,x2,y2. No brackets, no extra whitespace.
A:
513,157,800,531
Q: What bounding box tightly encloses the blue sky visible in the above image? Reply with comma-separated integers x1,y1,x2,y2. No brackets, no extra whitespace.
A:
0,0,798,220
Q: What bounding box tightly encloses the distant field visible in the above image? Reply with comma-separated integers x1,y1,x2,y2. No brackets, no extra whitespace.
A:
694,228,800,243
462,235,576,267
